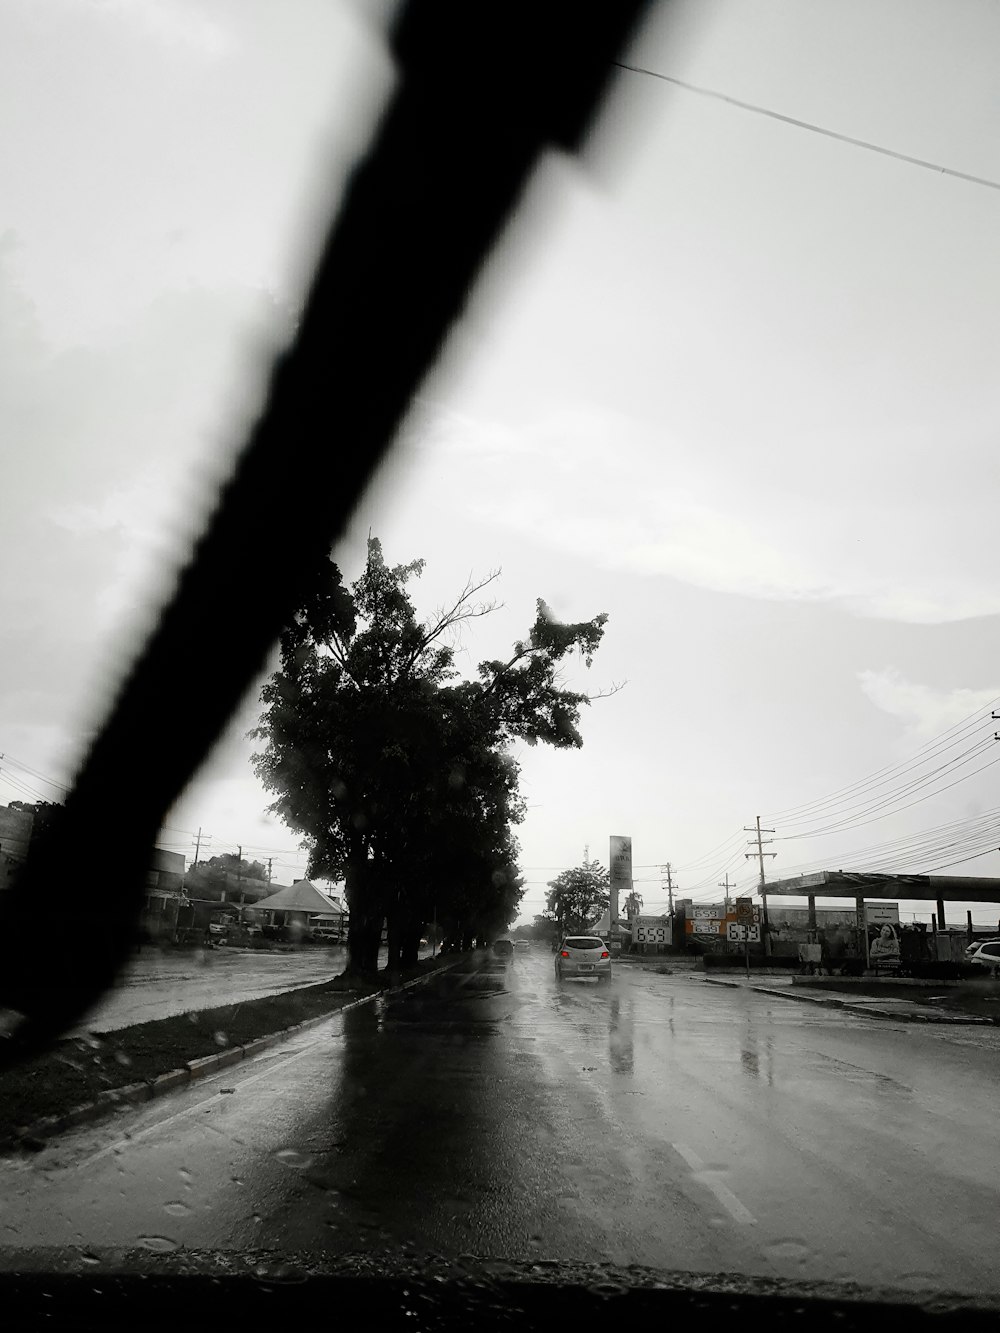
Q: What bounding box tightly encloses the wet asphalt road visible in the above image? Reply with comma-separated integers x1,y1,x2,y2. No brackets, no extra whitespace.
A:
2,950,1000,1296
70,944,425,1034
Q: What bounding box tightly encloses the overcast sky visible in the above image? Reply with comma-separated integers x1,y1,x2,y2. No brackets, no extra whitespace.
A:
3,0,999,922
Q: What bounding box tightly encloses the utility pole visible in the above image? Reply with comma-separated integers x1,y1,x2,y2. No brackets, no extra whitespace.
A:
236,844,244,922
719,873,735,913
659,863,675,917
267,857,273,883
745,816,776,955
191,826,211,867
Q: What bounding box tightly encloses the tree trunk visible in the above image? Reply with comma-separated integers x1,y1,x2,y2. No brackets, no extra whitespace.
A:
400,914,422,968
385,907,403,974
345,860,381,975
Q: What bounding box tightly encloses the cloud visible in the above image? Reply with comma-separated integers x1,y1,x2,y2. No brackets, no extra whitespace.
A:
88,0,231,57
405,404,1000,625
857,667,1000,742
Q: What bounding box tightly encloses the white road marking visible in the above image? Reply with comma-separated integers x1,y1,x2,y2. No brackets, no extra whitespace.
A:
672,1141,757,1225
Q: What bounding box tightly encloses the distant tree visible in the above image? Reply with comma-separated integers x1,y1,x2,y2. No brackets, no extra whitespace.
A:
185,853,269,903
623,889,643,917
545,859,610,936
512,914,560,943
204,853,268,882
8,799,63,840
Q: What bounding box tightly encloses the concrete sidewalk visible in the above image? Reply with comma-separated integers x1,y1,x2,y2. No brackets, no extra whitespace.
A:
703,975,996,1025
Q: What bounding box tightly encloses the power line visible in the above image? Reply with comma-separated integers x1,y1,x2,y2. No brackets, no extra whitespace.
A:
761,805,1000,881
776,743,1000,841
614,62,1000,193
773,728,995,830
776,743,994,836
921,847,1000,874
767,706,997,824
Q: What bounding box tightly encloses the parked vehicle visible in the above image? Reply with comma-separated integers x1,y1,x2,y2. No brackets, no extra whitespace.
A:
964,939,1000,976
554,936,612,983
310,925,342,942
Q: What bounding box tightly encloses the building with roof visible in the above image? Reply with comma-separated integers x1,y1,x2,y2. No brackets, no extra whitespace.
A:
248,879,347,934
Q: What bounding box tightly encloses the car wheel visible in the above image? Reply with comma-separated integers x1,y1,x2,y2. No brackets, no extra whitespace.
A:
554,967,562,982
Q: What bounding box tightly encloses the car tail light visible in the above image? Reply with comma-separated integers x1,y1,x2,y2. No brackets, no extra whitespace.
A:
561,951,570,958
600,951,609,959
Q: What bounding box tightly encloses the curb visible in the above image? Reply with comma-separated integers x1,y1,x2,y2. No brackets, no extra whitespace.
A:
704,976,995,1025
5,958,463,1153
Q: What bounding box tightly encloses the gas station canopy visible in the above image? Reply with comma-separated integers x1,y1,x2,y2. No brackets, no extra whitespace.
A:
763,871,1000,904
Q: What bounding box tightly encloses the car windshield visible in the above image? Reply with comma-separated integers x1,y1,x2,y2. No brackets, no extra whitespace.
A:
3,0,1000,1315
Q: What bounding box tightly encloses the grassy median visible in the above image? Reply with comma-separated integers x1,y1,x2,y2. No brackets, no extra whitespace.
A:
0,956,454,1145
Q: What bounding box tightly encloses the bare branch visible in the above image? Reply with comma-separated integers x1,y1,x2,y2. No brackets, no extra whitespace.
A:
405,568,504,671
583,680,628,701
323,629,363,687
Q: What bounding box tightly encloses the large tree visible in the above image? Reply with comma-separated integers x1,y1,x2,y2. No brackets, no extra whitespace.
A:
252,539,613,975
545,858,611,937
185,853,269,904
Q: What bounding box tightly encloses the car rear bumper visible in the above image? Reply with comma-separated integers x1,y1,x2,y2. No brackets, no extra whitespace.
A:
557,962,612,978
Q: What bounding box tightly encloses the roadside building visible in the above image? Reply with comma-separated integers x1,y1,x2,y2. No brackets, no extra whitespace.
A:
248,879,346,938
141,848,190,941
0,804,33,891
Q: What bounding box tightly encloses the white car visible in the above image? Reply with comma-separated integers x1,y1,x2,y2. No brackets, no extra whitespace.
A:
964,939,1000,976
554,936,612,983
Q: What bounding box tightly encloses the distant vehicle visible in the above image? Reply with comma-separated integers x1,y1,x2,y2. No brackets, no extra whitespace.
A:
208,919,235,941
555,936,611,983
491,939,514,959
311,924,342,942
964,939,1000,976
514,940,531,951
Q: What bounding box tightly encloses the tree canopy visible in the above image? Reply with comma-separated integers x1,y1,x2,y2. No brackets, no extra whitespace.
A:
185,853,269,903
545,859,611,937
8,800,63,839
252,538,613,975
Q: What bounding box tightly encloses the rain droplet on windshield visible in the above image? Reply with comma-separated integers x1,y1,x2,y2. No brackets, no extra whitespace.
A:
136,1235,179,1252
274,1148,313,1171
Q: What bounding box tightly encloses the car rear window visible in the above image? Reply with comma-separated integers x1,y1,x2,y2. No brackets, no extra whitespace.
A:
565,938,603,950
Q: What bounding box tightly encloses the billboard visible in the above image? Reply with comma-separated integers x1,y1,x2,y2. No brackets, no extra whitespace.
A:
609,836,632,927
864,902,900,971
726,921,761,943
634,915,671,946
685,902,759,935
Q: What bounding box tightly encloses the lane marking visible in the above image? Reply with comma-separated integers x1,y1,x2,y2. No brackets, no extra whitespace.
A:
672,1141,757,1225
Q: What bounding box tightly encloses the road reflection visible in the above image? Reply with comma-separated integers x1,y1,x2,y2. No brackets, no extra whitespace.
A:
739,1025,774,1087
608,995,634,1075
